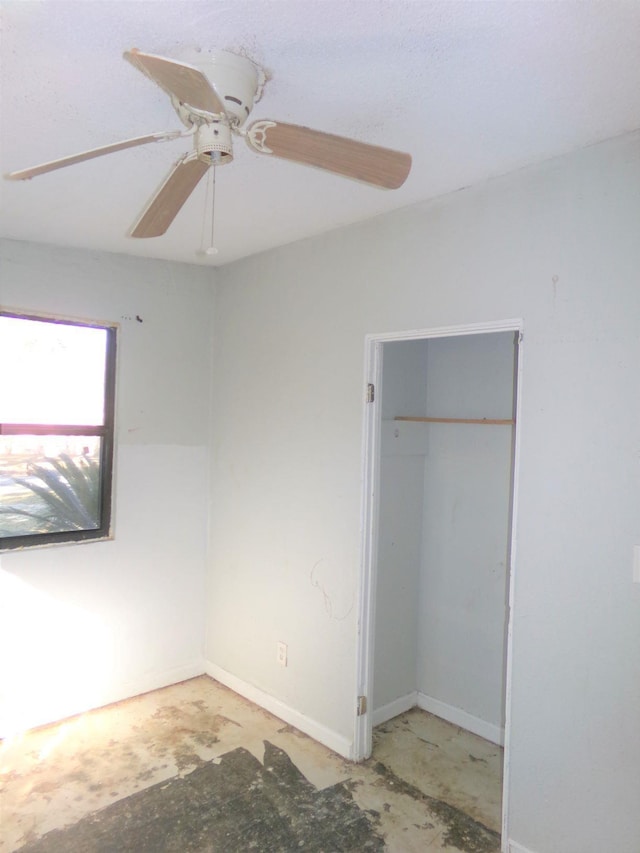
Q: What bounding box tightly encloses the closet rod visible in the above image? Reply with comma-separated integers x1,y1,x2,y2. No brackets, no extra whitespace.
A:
394,416,514,426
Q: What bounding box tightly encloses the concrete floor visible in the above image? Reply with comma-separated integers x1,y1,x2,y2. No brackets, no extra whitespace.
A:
1,676,503,852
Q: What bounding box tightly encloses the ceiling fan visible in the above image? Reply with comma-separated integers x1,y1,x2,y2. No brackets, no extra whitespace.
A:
4,49,412,239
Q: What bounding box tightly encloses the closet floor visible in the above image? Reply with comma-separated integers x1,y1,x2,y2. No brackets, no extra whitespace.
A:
1,676,501,852
373,709,503,834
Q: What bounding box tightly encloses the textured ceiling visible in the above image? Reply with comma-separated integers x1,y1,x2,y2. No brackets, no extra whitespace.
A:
1,1,639,267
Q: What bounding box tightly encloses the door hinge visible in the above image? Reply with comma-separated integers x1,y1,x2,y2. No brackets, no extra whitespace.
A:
366,383,375,403
357,695,368,716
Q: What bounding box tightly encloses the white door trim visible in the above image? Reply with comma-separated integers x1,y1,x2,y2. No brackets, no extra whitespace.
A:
354,318,524,853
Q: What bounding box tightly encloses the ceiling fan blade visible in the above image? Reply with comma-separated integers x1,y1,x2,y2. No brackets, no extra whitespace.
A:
124,49,225,115
4,130,184,181
245,121,411,189
130,154,210,238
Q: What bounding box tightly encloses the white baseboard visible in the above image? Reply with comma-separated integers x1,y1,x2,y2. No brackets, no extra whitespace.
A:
372,692,418,727
204,660,353,760
371,690,504,746
417,692,505,746
1,660,206,737
116,660,207,705
509,842,538,853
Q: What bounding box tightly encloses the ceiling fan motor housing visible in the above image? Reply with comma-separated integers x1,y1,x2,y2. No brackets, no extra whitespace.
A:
190,49,264,128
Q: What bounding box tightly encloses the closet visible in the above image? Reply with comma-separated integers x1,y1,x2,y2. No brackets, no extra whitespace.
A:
372,331,518,746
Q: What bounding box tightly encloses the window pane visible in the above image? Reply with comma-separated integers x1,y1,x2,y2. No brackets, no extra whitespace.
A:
0,436,102,538
0,317,107,425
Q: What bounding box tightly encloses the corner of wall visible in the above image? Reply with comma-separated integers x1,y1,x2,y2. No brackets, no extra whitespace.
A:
204,659,354,760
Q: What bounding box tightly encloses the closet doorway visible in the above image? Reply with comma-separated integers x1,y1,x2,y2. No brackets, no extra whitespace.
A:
355,321,522,849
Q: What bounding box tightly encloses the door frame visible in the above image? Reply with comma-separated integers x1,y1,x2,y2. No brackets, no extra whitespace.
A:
354,318,524,852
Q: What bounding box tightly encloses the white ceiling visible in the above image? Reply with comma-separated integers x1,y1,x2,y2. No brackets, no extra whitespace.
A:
1,1,639,268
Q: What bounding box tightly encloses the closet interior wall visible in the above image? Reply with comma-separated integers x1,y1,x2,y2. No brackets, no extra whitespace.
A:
373,332,516,743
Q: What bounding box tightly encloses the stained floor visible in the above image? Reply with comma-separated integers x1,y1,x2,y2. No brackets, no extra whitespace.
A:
0,676,502,852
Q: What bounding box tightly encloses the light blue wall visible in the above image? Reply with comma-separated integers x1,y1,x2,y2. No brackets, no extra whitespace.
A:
208,131,640,853
0,241,215,733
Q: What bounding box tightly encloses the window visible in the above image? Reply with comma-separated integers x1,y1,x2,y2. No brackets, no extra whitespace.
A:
0,312,116,550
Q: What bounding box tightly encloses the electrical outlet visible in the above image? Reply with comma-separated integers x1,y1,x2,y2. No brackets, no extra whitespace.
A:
277,641,288,667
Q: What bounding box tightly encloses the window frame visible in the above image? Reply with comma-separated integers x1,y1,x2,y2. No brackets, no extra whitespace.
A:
0,310,117,550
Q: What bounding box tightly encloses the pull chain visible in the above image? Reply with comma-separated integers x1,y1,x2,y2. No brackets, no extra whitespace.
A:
198,158,219,257
205,164,218,256
199,165,212,253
